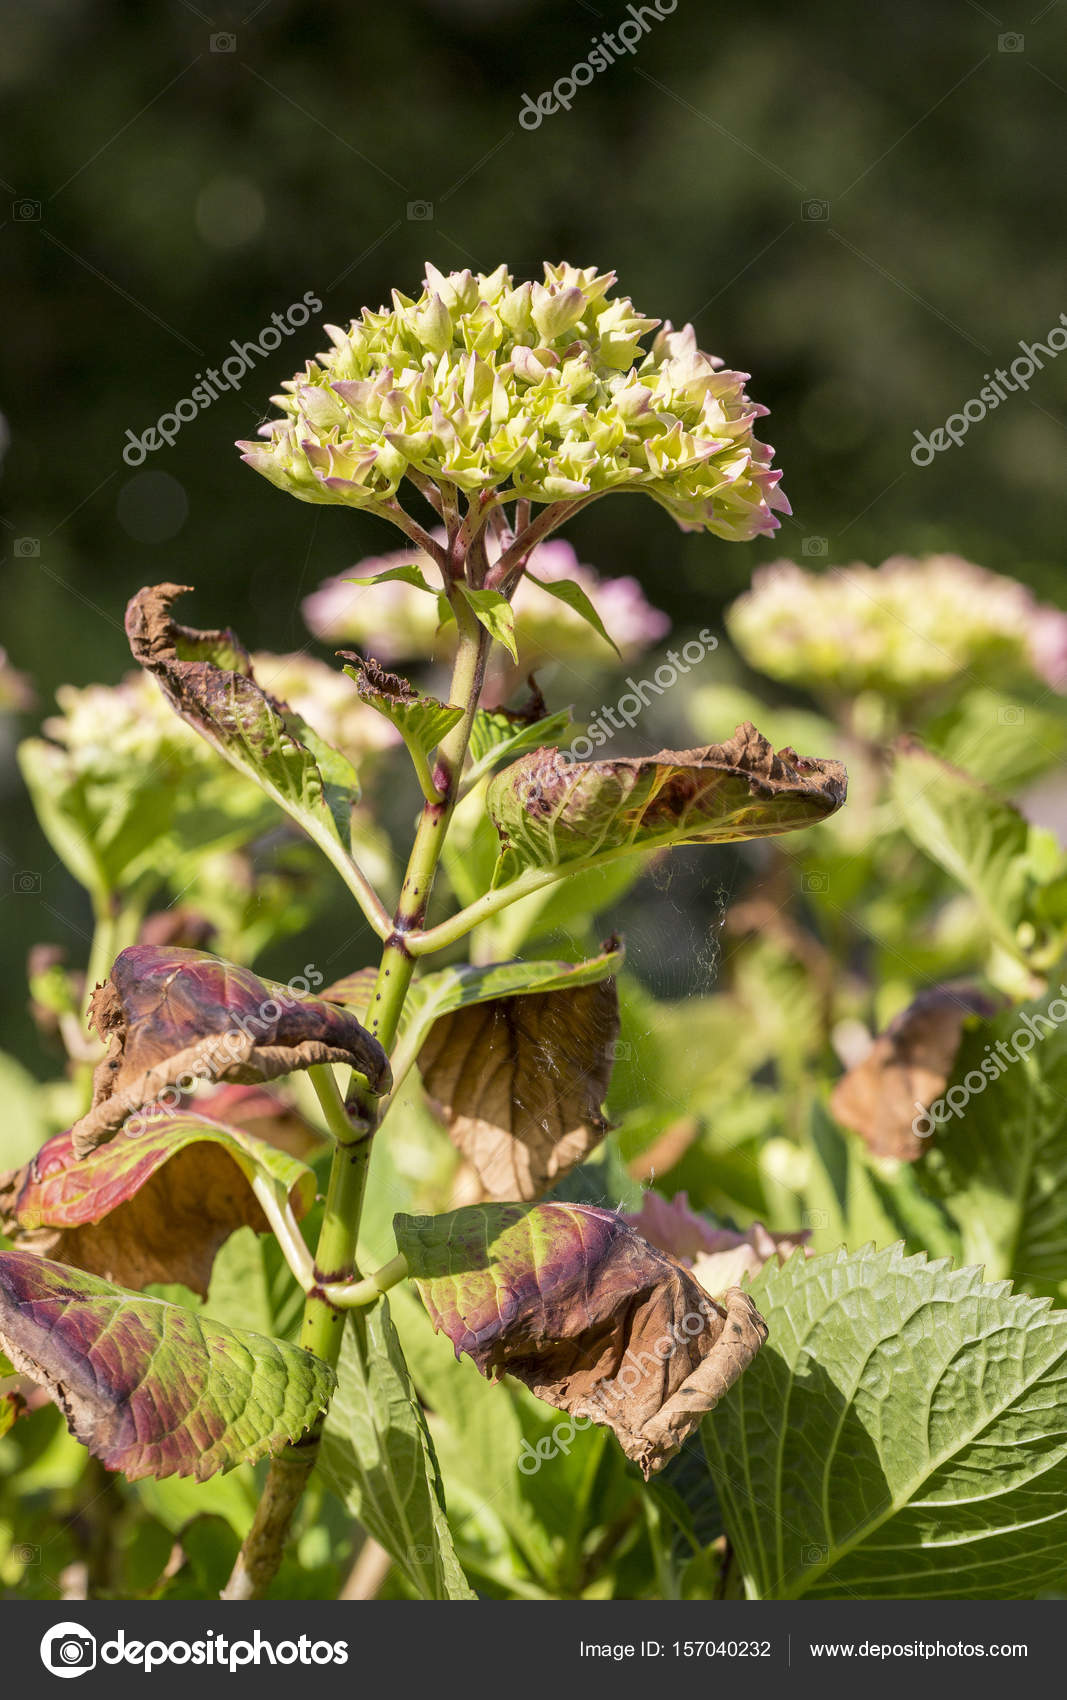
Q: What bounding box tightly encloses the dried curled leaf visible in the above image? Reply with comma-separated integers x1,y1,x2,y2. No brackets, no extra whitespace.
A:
1,1111,316,1296
395,1203,767,1477
125,583,360,849
418,965,620,1201
488,721,847,877
831,984,999,1160
0,1250,335,1480
71,945,390,1157
339,652,462,800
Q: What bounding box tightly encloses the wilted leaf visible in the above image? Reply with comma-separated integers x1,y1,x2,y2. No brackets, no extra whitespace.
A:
830,984,999,1161
339,652,461,800
488,722,847,878
705,1243,1067,1598
394,1203,767,1478
1,1111,316,1296
71,944,390,1157
417,963,620,1200
318,1302,474,1599
0,1251,334,1480
125,583,361,855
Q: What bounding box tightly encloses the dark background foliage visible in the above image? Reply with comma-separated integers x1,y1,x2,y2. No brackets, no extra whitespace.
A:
1,0,1065,1062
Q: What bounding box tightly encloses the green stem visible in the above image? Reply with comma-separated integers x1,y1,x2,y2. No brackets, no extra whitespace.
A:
223,588,490,1602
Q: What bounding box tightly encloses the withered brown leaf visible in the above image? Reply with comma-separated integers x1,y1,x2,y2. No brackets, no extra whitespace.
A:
417,971,620,1200
830,983,1000,1160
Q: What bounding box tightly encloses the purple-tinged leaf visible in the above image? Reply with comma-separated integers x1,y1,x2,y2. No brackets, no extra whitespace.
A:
71,944,390,1156
394,1202,767,1477
0,1251,335,1480
2,1110,316,1296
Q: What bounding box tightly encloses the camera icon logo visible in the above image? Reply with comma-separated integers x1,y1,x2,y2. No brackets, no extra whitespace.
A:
14,537,40,557
998,31,1024,51
210,31,237,51
407,200,434,221
13,870,41,894
801,535,828,557
995,704,1025,725
801,198,830,222
12,199,41,221
40,1623,97,1679
802,870,829,895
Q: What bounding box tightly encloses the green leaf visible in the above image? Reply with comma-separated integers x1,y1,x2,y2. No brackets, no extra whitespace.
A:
18,736,180,904
351,564,437,595
0,1052,52,1170
126,584,362,861
526,572,620,657
891,742,1063,964
0,1388,23,1439
487,722,847,879
318,1302,474,1599
0,1251,334,1481
466,704,575,786
457,585,518,661
922,988,1067,1294
340,653,462,802
704,1242,1067,1598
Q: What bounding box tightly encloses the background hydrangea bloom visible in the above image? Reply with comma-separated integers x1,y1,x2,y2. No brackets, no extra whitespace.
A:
303,532,670,667
727,554,1067,699
239,261,788,542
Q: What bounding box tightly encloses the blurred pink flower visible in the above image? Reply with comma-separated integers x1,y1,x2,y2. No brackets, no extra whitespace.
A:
624,1189,810,1298
303,530,670,667
0,648,33,714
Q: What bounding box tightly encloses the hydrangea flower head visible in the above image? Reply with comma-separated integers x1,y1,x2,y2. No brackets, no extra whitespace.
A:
239,262,788,542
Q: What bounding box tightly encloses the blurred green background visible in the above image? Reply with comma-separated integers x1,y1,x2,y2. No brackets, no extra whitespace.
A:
1,0,1065,1066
